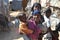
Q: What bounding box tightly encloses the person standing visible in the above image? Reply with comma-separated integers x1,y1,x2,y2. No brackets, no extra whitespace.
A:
28,10,42,40
42,8,52,40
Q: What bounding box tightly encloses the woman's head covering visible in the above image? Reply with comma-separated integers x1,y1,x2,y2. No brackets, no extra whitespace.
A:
32,10,44,23
31,3,41,11
32,10,41,15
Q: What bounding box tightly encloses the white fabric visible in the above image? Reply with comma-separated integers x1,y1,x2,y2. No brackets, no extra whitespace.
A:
42,15,52,40
50,17,60,31
42,32,52,40
58,31,60,40
43,15,51,28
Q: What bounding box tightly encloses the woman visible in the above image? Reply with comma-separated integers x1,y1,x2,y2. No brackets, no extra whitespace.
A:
28,10,42,40
31,3,41,12
28,3,44,23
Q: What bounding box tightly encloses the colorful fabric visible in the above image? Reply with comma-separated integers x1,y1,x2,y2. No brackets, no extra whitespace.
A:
28,18,42,39
19,21,33,34
32,10,41,15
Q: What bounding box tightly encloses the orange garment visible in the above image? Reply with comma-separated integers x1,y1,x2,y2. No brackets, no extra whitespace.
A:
19,21,33,34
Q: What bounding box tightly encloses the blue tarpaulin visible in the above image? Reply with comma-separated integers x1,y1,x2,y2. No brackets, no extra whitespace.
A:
11,0,22,10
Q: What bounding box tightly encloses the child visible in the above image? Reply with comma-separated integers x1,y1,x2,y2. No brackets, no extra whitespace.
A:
18,13,33,40
42,8,52,40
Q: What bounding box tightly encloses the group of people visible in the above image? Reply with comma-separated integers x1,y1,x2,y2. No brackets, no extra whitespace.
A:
17,3,60,40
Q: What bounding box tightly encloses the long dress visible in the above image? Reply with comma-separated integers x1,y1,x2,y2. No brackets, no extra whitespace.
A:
28,19,42,40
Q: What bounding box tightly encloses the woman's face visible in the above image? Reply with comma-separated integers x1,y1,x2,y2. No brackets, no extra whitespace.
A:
33,14,41,23
34,6,39,10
